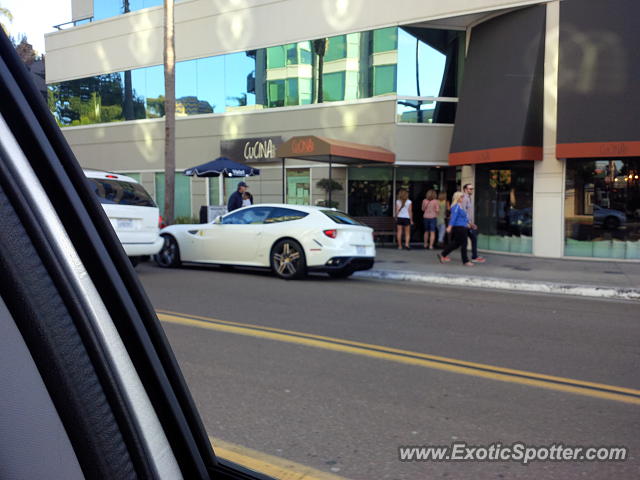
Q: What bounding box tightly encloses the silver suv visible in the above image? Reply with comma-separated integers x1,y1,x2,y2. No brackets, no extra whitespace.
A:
84,169,163,263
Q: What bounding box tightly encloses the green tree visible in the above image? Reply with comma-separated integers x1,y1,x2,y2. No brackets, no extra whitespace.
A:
0,5,13,35
316,177,342,207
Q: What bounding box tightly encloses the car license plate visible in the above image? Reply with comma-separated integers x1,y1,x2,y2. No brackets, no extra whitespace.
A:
117,219,134,229
356,246,366,255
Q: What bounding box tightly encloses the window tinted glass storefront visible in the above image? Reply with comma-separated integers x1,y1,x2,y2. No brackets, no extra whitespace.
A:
347,167,393,217
154,173,192,219
286,169,310,205
51,24,462,127
565,158,640,259
475,162,533,253
395,167,441,241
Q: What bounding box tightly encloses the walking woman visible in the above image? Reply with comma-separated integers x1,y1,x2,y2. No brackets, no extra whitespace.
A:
421,189,439,249
395,188,413,250
436,191,448,247
438,191,474,266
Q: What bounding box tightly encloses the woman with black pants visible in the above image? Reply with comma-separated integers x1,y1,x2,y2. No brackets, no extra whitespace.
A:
438,191,475,267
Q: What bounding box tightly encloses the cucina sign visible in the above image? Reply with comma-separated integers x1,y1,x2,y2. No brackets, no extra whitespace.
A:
244,139,278,160
221,136,283,163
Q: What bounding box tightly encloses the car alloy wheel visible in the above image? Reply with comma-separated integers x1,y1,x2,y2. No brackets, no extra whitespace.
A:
154,235,181,268
271,239,307,280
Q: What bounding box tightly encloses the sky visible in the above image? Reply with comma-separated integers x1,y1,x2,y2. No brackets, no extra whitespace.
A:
2,0,71,54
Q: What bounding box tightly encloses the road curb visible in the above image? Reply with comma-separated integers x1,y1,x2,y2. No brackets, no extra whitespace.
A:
354,269,640,301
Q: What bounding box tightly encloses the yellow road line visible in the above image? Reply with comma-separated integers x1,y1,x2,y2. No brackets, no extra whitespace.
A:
211,437,349,480
157,309,640,406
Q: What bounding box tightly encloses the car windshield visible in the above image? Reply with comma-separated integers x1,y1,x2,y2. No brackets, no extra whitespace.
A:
87,178,156,207
321,209,363,225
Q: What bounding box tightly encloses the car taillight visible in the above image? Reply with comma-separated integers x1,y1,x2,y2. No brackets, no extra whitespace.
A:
323,229,337,239
159,215,165,229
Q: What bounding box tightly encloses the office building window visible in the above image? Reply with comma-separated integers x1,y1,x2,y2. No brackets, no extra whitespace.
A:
348,167,393,217
154,173,192,219
475,162,534,254
565,158,640,259
323,72,346,102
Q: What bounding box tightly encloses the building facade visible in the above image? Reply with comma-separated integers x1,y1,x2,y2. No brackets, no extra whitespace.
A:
45,0,639,260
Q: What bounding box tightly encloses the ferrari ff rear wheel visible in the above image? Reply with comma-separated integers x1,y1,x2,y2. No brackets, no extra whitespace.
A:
271,239,307,280
154,235,181,268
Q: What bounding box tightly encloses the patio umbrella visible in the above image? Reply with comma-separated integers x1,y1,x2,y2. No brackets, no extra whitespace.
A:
184,157,260,206
183,157,260,177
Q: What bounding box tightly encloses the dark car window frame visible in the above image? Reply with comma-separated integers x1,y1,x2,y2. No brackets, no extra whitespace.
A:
1,27,273,480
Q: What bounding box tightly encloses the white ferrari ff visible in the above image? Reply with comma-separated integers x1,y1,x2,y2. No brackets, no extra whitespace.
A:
154,204,375,279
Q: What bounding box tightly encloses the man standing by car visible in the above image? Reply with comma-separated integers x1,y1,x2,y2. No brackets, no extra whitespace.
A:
462,183,486,263
227,181,248,212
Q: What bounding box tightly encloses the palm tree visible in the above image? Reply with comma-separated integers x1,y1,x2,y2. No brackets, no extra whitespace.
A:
0,5,13,35
313,38,327,103
122,1,134,120
163,0,176,225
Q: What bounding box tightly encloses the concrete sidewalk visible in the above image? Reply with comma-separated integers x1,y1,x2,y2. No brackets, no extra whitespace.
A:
355,246,640,301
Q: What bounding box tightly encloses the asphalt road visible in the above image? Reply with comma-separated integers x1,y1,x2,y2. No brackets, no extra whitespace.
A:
137,262,640,480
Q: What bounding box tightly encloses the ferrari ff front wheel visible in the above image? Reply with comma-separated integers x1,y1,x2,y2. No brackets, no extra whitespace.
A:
271,239,307,280
154,235,181,268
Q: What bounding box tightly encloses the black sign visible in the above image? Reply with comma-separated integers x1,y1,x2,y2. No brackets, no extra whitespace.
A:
221,136,284,163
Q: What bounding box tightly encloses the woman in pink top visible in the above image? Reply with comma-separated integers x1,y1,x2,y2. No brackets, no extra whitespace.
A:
421,189,440,249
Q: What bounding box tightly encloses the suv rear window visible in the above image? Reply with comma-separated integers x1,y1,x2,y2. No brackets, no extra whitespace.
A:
87,178,156,207
321,210,363,225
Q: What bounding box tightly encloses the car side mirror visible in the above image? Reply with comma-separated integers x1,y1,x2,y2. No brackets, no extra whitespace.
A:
213,215,222,224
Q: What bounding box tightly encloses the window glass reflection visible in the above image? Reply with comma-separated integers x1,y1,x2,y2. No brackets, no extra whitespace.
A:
50,26,408,127
565,158,640,259
348,167,393,217
93,0,170,21
475,162,534,254
225,52,257,111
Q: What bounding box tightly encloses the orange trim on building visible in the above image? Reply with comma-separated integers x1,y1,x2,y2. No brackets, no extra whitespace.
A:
556,141,640,158
448,146,542,166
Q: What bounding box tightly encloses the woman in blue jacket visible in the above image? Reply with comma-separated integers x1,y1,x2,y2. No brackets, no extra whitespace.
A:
438,191,475,266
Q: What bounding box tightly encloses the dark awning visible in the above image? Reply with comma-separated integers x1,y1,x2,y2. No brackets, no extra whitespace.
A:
277,136,395,165
556,0,640,158
448,6,546,166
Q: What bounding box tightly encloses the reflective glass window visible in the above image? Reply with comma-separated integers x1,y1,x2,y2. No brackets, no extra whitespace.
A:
372,65,397,96
93,0,167,21
267,80,285,107
209,178,222,206
395,167,442,241
565,158,640,259
372,27,398,53
267,45,286,68
176,57,221,115
323,72,345,102
285,78,299,106
397,28,446,97
325,35,347,62
286,169,310,205
154,173,192,219
348,167,393,217
475,162,534,254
